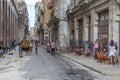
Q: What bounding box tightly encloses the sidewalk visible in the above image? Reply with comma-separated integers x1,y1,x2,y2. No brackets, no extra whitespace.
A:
41,45,120,77
0,50,30,80
57,52,120,77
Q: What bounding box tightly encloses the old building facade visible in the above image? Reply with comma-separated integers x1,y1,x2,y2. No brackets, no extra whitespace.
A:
38,0,51,45
67,0,120,55
16,0,29,41
38,2,44,44
30,27,36,40
46,0,70,50
35,2,41,42
0,0,18,47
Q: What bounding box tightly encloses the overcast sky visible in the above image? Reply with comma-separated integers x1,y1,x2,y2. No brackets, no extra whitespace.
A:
24,0,41,27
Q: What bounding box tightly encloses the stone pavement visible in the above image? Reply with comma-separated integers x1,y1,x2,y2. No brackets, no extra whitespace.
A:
41,45,120,78
57,52,120,78
0,50,30,80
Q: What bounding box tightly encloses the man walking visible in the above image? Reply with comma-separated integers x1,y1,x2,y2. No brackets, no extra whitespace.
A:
35,40,38,55
50,40,56,56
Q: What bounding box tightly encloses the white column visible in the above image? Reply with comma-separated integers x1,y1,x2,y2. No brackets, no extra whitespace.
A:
83,14,89,49
59,0,70,50
73,17,81,47
109,0,120,58
74,17,79,42
109,0,119,43
91,9,98,43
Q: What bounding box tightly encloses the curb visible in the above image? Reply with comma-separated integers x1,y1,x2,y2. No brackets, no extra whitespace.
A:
56,52,106,76
41,45,106,75
43,46,117,76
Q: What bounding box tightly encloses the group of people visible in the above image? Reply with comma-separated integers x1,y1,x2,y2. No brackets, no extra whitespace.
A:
0,40,17,58
74,39,118,65
47,40,56,56
18,39,38,58
94,40,118,65
74,46,91,57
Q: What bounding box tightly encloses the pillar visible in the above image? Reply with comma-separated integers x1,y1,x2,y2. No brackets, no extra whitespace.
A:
59,0,70,51
91,9,98,43
83,14,89,49
74,17,79,46
91,9,98,55
109,0,120,60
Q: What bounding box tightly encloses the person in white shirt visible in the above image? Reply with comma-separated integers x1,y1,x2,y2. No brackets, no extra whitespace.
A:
109,40,116,65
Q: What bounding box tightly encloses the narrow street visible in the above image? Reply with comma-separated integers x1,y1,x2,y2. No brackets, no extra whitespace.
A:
22,47,120,80
23,47,94,80
1,0,120,80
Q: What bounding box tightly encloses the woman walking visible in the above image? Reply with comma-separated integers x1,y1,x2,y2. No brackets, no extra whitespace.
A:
109,40,116,65
18,43,23,58
50,40,56,56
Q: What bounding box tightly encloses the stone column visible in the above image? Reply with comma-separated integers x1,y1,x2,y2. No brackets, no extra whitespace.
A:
59,0,70,51
109,0,120,60
91,9,98,54
83,14,88,49
91,9,98,42
74,17,79,46
109,0,119,43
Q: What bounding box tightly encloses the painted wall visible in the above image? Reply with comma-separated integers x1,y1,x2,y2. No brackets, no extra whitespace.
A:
59,0,70,50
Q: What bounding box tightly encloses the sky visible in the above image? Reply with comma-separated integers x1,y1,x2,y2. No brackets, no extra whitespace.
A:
24,0,41,27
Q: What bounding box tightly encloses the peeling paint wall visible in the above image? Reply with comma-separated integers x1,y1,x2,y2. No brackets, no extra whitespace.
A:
59,0,70,50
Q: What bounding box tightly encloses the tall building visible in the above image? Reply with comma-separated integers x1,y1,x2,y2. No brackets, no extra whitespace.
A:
35,2,41,42
38,0,51,45
30,27,35,40
38,2,44,44
67,0,120,55
0,0,19,47
42,0,51,43
46,0,70,50
15,0,29,41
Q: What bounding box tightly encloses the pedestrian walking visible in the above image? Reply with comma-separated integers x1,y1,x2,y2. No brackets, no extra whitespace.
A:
29,41,33,52
50,40,56,56
35,45,38,55
47,41,50,53
18,43,23,58
0,47,5,58
109,40,116,65
35,40,38,55
11,40,14,50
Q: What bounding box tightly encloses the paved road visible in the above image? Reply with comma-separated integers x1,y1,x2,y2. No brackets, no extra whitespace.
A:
23,47,93,80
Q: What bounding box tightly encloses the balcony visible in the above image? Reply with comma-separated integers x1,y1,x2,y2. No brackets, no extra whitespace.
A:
47,0,54,10
68,3,74,10
78,0,91,6
116,0,120,5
